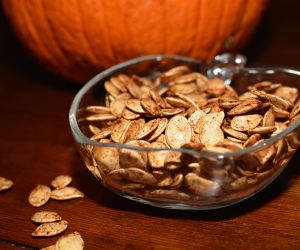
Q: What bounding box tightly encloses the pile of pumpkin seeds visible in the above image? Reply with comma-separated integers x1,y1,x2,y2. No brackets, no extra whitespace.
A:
32,210,84,250
28,175,85,249
28,175,84,207
80,66,300,204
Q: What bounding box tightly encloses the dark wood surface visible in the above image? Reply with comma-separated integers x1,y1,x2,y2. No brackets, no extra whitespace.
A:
0,1,299,249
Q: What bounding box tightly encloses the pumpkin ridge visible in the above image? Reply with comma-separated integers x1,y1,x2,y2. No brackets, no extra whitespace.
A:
233,0,250,50
162,0,166,53
75,0,100,67
190,0,202,58
39,0,70,67
187,0,200,56
228,0,248,52
205,0,225,59
21,0,59,68
208,0,236,58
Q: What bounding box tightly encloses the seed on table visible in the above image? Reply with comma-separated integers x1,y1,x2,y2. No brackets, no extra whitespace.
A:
31,211,62,224
0,176,13,192
28,184,51,207
50,187,84,201
51,175,72,190
56,231,84,250
32,220,68,237
146,189,190,201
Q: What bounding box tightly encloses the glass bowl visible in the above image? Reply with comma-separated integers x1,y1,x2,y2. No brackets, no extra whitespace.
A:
69,55,300,210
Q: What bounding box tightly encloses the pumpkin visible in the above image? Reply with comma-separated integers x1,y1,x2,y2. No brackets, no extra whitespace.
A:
2,0,268,83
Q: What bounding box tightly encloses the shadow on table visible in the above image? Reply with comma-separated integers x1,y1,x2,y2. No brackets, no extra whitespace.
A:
71,149,299,221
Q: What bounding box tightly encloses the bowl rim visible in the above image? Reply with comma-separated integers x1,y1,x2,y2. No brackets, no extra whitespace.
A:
69,54,300,159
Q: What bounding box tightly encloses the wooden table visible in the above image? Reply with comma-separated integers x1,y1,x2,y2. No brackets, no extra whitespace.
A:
0,1,299,249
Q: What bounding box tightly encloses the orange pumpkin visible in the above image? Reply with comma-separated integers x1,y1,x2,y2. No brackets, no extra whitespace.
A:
2,0,268,83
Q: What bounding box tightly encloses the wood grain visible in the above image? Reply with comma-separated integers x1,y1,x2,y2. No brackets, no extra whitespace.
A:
0,0,299,249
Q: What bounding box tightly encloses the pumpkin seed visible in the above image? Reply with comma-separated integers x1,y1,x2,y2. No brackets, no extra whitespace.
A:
125,119,145,142
110,93,131,117
161,108,185,116
170,83,197,94
222,125,248,140
274,86,298,103
248,126,276,135
150,89,167,108
165,97,190,108
119,140,150,170
86,106,111,114
289,99,300,119
230,114,262,131
122,108,141,120
127,80,143,99
90,127,112,141
28,184,51,207
56,231,84,250
243,133,262,147
175,72,198,84
188,109,206,130
0,176,13,191
50,187,84,200
199,124,224,146
165,115,192,148
195,111,224,133
227,98,262,115
85,113,117,121
110,76,127,92
272,105,290,119
88,124,101,135
205,78,226,96
109,168,156,185
136,119,160,140
111,119,131,143
226,136,245,144
51,175,72,189
104,81,120,97
31,211,62,224
93,146,120,174
185,173,220,196
126,99,147,114
141,96,161,116
32,220,68,237
147,118,168,142
218,96,240,109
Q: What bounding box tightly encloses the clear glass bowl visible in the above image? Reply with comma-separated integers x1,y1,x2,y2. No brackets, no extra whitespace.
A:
69,55,300,210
